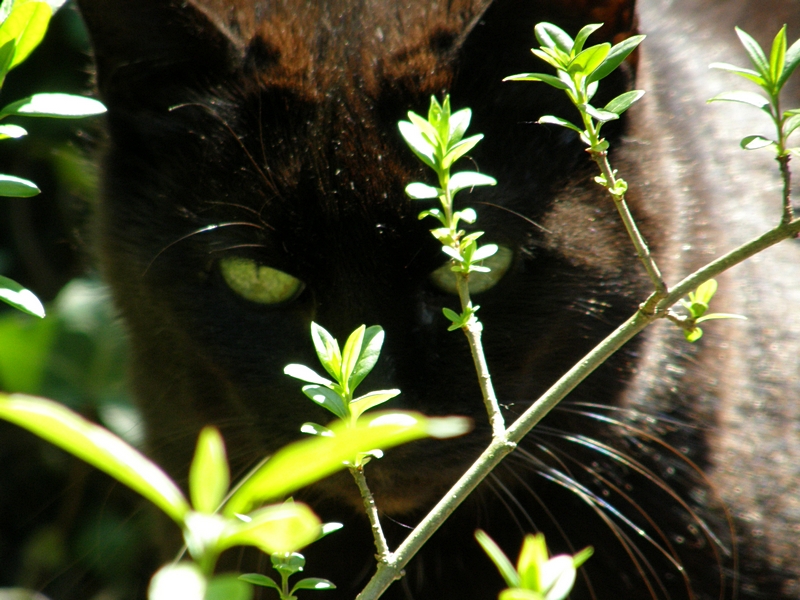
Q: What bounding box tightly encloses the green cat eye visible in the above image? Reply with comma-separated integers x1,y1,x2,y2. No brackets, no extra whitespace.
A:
429,245,513,295
219,257,304,305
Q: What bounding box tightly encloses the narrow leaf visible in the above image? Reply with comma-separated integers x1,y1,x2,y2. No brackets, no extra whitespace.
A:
189,427,230,514
471,244,498,262
398,120,436,169
736,27,770,77
0,93,106,119
292,578,336,592
350,389,400,417
535,22,573,54
604,90,645,115
0,274,44,317
503,72,570,91
405,181,440,199
785,114,800,138
0,394,190,524
709,62,766,86
238,574,280,591
584,104,619,123
740,135,774,150
568,43,610,77
348,325,385,390
448,171,497,195
0,1,52,70
538,115,583,134
476,530,520,588
778,36,800,88
0,123,26,138
284,363,333,386
769,26,787,87
219,503,321,555
340,324,366,388
587,34,646,83
707,90,771,111
301,385,348,420
0,173,39,197
530,48,566,71
572,24,603,56
310,322,341,381
449,107,471,144
443,134,482,169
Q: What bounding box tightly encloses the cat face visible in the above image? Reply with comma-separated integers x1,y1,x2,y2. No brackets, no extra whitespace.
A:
75,0,800,598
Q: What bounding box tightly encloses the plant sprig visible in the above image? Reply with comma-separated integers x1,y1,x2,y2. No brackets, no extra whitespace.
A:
668,279,746,342
709,25,800,224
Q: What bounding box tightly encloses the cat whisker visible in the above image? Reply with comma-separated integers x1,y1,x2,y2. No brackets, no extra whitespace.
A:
473,201,550,233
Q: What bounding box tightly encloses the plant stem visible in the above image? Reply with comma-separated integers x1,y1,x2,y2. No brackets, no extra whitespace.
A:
356,214,800,600
455,275,505,436
350,465,391,562
591,150,668,297
779,153,794,225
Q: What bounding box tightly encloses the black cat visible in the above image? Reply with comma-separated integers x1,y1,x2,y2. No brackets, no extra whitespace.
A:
71,0,800,598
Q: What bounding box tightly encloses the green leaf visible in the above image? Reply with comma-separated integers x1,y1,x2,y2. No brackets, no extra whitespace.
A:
0,308,56,392
301,385,348,420
238,574,281,591
310,322,341,382
0,394,190,524
347,325,384,390
769,26,787,87
568,43,610,77
0,273,44,316
449,107,471,144
784,114,800,138
350,389,400,418
538,555,577,600
778,36,800,89
587,34,645,84
300,422,333,436
340,324,365,388
736,27,770,78
189,427,230,514
0,173,39,197
537,115,583,134
397,121,437,169
707,90,771,111
684,327,703,342
740,134,775,150
284,363,333,386
709,61,766,86
224,411,469,515
443,134,482,169
499,590,541,600
530,48,566,71
476,530,520,588
448,171,497,195
0,1,52,71
292,578,336,592
604,90,645,115
205,575,252,600
572,24,603,56
0,93,106,119
0,39,15,80
534,22,573,54
149,563,206,600
471,244,498,262
503,72,570,91
0,123,26,139
405,182,440,199
218,503,321,555
584,104,619,123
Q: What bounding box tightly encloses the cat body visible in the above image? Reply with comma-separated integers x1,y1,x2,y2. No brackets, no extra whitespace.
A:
73,0,800,598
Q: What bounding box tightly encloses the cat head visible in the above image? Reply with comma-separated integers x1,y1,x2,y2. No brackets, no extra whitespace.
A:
77,0,644,514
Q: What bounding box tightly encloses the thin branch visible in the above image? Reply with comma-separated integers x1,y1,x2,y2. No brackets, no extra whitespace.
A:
350,465,391,563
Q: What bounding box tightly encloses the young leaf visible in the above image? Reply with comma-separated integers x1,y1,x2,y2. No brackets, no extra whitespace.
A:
572,24,603,56
0,123,26,139
405,182,440,199
707,90,771,111
398,120,436,169
709,62,766,86
301,385,349,420
205,575,252,600
340,324,366,389
449,107,471,144
284,363,333,386
476,530,521,588
0,394,190,524
0,274,45,317
568,43,610,77
189,427,230,514
238,574,281,591
443,134,483,169
471,244,498,262
310,322,341,381
538,115,583,134
0,93,106,119
534,22,573,54
768,26,787,87
530,48,567,72
784,114,800,138
778,36,800,89
0,1,52,71
0,173,39,196
448,171,497,195
350,389,400,418
347,325,385,390
604,90,645,115
218,503,321,555
736,26,770,77
149,563,206,600
584,104,619,123
740,135,774,150
503,72,570,91
587,34,646,83
292,578,336,592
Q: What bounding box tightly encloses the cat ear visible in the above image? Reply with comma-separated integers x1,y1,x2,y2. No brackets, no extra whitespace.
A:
75,0,248,108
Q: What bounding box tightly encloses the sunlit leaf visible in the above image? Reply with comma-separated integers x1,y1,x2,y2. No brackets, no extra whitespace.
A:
778,36,800,88
0,93,106,119
149,563,206,600
310,322,341,381
768,26,787,88
301,384,348,420
503,72,570,91
449,107,471,144
0,123,26,138
736,27,769,77
0,173,39,197
0,394,190,524
604,90,645,115
709,61,766,86
0,274,44,316
707,90,771,111
568,43,610,77
219,503,321,555
224,411,470,515
350,389,400,418
448,171,497,195
740,135,774,150
588,34,645,83
572,24,603,56
292,578,336,592
476,530,520,588
340,324,365,389
537,115,582,134
405,182,440,199
0,1,51,70
534,22,573,54
189,427,230,514
348,325,384,390
443,134,482,169
283,363,333,386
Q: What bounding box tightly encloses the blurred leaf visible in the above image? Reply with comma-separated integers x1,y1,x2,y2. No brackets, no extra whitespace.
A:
0,309,55,391
190,427,230,514
0,123,26,138
0,394,190,524
149,563,206,600
219,503,320,555
405,182,440,199
0,274,44,316
0,1,52,71
205,575,252,600
0,173,39,196
0,93,106,119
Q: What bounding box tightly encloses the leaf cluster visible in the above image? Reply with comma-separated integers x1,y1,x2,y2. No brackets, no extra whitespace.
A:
505,22,645,152
239,552,335,600
709,26,800,155
678,279,746,342
0,0,105,318
476,530,592,600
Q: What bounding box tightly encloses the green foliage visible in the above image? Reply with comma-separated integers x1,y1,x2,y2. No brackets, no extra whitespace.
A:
709,26,800,157
398,95,497,330
0,0,105,317
476,531,592,600
505,22,645,155
240,553,335,600
678,279,746,342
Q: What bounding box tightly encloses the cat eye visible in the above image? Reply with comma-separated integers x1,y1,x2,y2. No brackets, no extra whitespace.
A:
219,257,305,305
429,245,513,295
